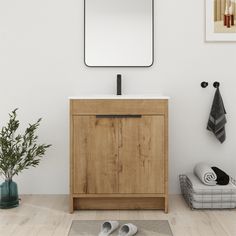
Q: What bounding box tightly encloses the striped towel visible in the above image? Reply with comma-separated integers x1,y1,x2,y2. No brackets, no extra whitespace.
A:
207,87,226,143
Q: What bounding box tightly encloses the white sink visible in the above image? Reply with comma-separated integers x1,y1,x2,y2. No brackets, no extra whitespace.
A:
69,94,170,100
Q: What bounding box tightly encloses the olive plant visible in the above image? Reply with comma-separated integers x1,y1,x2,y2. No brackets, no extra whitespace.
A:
0,109,51,180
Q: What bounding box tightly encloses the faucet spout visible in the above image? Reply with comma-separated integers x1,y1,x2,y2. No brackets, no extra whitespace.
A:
117,74,122,95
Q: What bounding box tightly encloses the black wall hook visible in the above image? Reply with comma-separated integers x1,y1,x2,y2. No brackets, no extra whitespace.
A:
201,81,208,88
213,81,220,88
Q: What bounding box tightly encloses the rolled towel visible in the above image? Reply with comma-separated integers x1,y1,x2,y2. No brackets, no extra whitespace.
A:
231,176,236,186
194,163,217,186
212,166,230,185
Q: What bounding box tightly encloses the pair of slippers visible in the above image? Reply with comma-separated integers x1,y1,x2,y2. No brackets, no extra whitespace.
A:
98,221,138,236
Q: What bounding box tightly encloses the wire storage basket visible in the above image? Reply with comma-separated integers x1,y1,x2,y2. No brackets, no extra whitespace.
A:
179,174,236,210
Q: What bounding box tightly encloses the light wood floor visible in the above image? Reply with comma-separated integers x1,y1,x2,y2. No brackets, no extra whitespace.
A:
0,195,236,236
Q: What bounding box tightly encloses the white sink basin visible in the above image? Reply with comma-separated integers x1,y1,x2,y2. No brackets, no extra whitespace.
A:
69,94,170,100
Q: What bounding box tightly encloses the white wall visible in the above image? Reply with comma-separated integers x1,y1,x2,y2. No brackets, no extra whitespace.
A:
0,0,236,194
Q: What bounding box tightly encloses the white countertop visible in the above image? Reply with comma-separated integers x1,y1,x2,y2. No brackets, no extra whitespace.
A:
69,95,170,100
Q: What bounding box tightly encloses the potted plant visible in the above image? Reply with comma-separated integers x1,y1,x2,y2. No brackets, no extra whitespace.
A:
0,109,51,208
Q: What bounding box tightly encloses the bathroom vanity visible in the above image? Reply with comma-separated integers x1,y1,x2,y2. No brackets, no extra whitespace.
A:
69,96,169,212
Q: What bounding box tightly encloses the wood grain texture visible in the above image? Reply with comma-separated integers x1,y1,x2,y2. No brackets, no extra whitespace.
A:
73,116,119,194
71,99,168,115
118,116,164,194
72,193,165,198
70,99,168,212
74,197,165,210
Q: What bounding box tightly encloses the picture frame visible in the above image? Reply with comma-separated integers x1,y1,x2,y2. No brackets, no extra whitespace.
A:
206,0,236,41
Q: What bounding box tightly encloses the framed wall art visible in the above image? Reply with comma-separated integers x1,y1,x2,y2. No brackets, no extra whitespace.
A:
206,0,236,41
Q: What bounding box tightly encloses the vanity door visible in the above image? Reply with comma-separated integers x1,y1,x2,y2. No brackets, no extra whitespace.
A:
118,116,165,194
73,116,119,194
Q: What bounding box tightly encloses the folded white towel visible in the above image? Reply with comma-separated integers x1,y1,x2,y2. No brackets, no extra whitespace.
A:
191,201,236,209
194,162,217,186
191,193,236,203
186,173,236,195
185,186,236,202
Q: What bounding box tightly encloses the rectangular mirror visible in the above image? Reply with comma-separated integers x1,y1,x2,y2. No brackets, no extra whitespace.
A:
84,0,154,67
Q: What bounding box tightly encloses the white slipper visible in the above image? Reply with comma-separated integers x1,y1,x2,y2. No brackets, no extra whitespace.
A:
98,221,119,236
118,223,138,236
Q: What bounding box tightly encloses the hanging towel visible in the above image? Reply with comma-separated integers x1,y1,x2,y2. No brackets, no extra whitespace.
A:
207,87,227,143
194,162,217,186
212,166,230,185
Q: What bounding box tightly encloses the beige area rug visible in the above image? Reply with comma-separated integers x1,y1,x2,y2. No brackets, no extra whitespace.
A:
68,220,173,236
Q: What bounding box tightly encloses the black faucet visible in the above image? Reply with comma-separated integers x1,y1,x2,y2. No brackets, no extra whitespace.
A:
117,74,122,95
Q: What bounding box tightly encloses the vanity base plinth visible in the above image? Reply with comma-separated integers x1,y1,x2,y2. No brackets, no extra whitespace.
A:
71,197,167,212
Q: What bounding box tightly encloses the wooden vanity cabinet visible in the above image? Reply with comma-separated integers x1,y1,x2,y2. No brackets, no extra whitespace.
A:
70,99,168,212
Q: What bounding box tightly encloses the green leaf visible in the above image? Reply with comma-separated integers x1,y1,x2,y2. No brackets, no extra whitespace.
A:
0,109,51,179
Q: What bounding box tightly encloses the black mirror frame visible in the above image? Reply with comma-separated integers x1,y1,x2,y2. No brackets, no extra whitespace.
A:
84,0,154,68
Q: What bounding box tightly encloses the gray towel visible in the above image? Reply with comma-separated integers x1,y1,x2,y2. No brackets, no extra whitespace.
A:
207,87,226,143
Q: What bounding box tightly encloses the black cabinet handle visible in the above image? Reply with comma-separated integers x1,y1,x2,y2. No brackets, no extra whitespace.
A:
96,115,142,118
